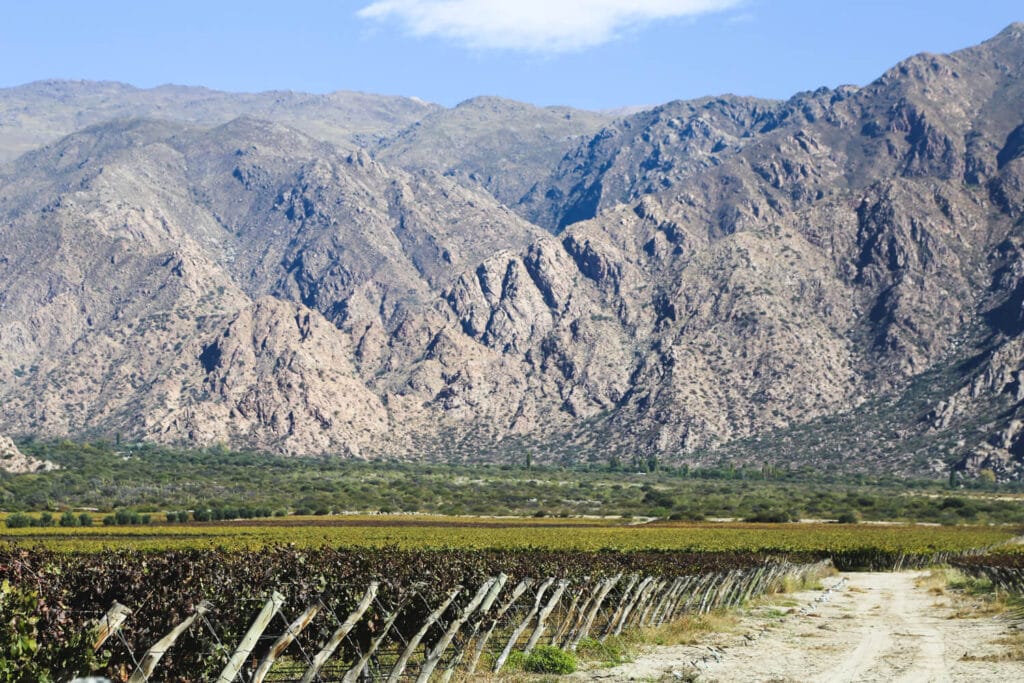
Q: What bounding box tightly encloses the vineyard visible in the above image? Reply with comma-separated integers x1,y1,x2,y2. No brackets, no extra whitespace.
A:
2,518,1019,680
1,546,832,681
2,514,1014,555
951,551,1024,596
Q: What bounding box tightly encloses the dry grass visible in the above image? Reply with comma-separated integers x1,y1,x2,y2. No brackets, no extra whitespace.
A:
917,567,1017,619
915,567,955,595
960,632,1024,662
636,610,740,646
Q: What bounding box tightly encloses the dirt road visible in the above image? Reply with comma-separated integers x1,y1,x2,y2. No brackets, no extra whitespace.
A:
578,571,1023,682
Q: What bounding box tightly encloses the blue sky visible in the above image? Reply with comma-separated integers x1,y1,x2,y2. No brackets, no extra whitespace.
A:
1,1,1020,110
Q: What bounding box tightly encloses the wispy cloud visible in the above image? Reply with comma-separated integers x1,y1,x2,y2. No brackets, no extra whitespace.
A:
357,0,744,53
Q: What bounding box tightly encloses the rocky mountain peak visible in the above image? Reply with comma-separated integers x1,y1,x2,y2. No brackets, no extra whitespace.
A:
2,27,1024,479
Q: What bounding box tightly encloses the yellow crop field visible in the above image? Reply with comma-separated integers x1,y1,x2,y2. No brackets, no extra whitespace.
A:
1,514,1014,554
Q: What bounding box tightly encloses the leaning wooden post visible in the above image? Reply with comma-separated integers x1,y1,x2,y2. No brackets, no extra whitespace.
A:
523,579,569,654
613,576,654,636
92,602,132,651
602,575,639,638
568,574,620,650
217,591,285,683
658,577,687,625
415,577,497,683
465,579,532,676
663,575,697,623
494,577,555,672
633,579,664,628
341,594,410,683
550,580,589,647
385,587,462,683
299,582,378,683
128,601,212,683
696,572,723,614
252,602,322,683
681,573,714,614
649,577,684,626
439,573,509,683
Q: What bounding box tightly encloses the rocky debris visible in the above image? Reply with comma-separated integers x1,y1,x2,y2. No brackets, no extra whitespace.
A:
0,435,58,473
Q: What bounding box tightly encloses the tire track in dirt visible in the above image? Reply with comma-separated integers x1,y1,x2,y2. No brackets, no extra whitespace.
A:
578,571,1024,682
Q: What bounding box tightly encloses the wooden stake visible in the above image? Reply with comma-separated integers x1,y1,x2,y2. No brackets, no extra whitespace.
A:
465,578,532,676
128,601,211,683
523,579,568,654
494,577,555,672
415,577,496,683
217,591,285,683
252,602,321,683
567,574,620,650
92,602,132,651
385,587,462,683
299,583,378,683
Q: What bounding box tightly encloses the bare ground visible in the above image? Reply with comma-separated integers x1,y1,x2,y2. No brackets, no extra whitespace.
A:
574,571,1024,682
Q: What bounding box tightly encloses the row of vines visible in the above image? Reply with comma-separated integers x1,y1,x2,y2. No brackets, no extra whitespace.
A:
1,546,831,682
951,552,1024,594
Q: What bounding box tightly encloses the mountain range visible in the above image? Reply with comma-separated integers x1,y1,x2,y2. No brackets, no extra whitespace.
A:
2,24,1024,479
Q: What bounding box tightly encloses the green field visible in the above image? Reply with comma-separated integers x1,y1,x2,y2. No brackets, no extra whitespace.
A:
2,512,1015,555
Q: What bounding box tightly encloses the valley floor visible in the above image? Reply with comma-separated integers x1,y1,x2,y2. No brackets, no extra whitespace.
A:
578,571,1024,682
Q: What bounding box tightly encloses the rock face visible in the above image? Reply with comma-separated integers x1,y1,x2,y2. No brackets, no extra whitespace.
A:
0,435,57,474
2,25,1024,477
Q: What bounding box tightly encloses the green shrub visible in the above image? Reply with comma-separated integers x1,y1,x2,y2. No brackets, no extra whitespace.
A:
78,513,92,527
503,650,526,672
836,511,860,524
744,509,793,523
59,511,79,527
524,645,577,674
4,513,32,529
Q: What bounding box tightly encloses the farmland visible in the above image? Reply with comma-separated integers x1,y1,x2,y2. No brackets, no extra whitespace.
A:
3,442,1023,680
1,513,1015,556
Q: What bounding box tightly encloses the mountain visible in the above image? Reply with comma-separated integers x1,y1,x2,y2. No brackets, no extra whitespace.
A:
0,80,439,162
1,25,1024,479
375,96,613,210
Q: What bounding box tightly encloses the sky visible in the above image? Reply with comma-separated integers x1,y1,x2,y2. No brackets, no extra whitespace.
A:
0,1,1021,110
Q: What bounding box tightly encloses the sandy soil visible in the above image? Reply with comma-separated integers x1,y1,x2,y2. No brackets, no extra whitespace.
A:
575,571,1024,682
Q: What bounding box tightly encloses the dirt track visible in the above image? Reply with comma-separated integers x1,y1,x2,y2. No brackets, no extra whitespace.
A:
578,571,1024,682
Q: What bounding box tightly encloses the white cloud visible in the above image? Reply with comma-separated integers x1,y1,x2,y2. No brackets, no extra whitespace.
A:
357,0,744,53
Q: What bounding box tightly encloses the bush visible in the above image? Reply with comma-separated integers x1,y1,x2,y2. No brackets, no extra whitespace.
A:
4,513,32,529
744,509,793,523
523,645,577,674
59,511,80,527
78,513,93,527
503,650,526,672
836,511,860,524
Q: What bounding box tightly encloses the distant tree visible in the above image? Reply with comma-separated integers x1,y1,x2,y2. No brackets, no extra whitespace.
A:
59,511,80,527
978,469,997,488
